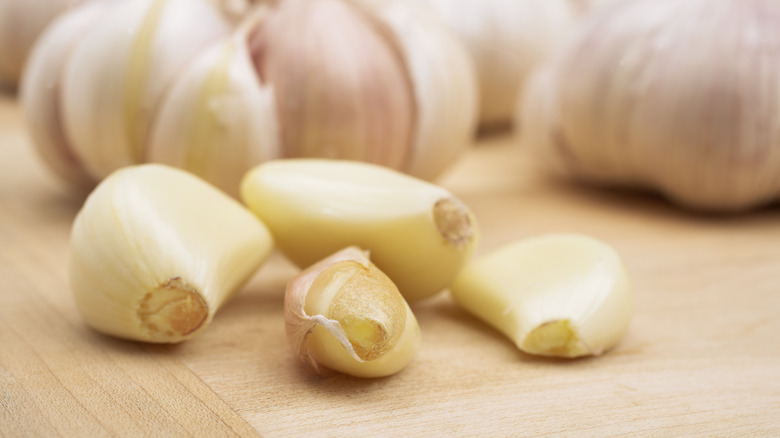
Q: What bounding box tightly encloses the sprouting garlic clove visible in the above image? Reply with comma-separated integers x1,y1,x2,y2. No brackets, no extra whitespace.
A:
519,0,780,212
285,246,421,378
450,234,633,358
60,0,233,181
247,0,416,170
241,159,479,302
148,13,280,199
20,0,112,191
69,164,274,343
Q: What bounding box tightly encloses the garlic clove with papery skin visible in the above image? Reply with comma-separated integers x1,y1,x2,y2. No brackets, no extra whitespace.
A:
148,10,280,199
59,0,233,182
450,234,633,358
520,0,780,212
69,164,274,343
285,246,421,378
241,159,479,303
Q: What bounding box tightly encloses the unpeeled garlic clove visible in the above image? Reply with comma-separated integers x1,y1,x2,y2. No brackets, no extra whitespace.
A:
519,0,780,212
285,246,421,378
69,164,274,343
241,159,479,302
59,0,233,181
148,12,280,199
450,234,633,358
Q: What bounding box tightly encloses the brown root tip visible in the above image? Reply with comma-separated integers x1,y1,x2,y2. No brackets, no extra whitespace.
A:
137,277,208,342
433,197,474,246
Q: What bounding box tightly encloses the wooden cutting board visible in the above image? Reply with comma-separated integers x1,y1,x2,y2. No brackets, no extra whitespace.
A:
2,93,779,437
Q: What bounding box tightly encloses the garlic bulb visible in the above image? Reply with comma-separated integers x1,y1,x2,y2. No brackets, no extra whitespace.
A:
69,164,274,343
520,0,780,212
415,0,589,128
0,0,87,89
21,0,234,187
148,0,477,196
285,246,421,377
241,159,479,302
450,234,633,358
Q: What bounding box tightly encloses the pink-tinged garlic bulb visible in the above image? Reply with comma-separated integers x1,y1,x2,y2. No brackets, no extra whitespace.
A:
148,0,478,195
520,0,780,212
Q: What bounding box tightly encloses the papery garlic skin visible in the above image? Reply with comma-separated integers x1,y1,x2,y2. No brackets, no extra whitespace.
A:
285,247,421,377
415,0,582,128
450,234,633,358
0,0,87,88
69,164,274,343
60,0,233,181
241,159,479,302
149,25,280,199
520,0,780,212
20,0,112,191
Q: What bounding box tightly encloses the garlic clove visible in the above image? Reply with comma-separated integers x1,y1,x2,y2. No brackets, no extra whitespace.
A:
450,234,633,358
285,246,421,378
247,0,415,170
60,0,233,181
372,0,479,180
241,159,479,302
20,0,112,191
69,164,274,343
148,19,280,198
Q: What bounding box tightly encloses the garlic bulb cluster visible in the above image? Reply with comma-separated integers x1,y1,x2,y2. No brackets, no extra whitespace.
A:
0,0,87,88
23,0,477,198
415,0,591,128
519,0,780,212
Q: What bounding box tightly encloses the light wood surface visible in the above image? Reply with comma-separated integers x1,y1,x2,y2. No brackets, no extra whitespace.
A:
2,92,779,437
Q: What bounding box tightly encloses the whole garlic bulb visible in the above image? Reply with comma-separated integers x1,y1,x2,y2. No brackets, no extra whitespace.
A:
147,0,478,195
21,0,234,189
415,0,589,128
0,0,88,89
520,0,780,212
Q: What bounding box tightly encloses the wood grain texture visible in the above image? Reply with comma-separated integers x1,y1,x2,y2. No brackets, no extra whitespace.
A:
2,93,779,437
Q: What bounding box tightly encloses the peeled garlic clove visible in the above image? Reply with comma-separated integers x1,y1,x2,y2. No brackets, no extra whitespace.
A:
450,234,633,358
69,164,274,343
520,0,780,212
20,0,111,191
61,0,232,181
0,0,87,88
286,246,421,378
241,159,479,302
148,23,280,198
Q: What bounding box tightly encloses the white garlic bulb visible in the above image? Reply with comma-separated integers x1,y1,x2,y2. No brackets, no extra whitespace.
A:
21,0,234,188
520,0,780,212
415,0,589,128
0,0,88,89
147,0,478,195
